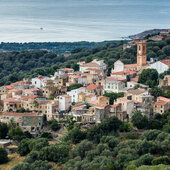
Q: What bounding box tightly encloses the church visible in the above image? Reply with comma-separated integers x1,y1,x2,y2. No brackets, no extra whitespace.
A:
112,40,148,73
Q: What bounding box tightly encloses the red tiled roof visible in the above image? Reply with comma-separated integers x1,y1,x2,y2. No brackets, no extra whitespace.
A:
60,95,71,98
11,81,24,85
59,68,74,71
111,70,136,75
160,59,170,67
21,95,38,101
111,104,119,108
124,64,138,68
154,101,167,106
81,62,99,67
38,76,47,80
106,77,125,82
10,89,22,92
4,85,13,90
86,84,98,90
157,96,170,103
1,112,37,116
87,95,96,98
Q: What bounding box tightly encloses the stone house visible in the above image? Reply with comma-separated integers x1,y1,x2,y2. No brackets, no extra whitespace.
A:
153,97,170,114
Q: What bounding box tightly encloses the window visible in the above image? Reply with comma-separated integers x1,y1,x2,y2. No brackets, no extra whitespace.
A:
139,46,141,51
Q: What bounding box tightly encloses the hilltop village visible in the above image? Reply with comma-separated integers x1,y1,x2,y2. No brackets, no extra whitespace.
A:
0,31,169,136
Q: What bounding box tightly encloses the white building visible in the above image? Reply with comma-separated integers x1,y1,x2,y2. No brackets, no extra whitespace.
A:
104,77,126,93
112,60,124,73
149,59,170,74
54,68,74,76
58,95,71,111
67,87,86,103
31,76,51,88
79,59,107,73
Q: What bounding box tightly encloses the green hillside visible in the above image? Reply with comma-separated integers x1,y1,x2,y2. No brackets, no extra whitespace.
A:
0,38,169,86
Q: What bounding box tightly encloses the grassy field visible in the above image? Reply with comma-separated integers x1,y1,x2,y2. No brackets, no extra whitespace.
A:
0,153,25,170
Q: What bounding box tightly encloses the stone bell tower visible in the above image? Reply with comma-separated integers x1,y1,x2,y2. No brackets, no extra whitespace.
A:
137,40,147,68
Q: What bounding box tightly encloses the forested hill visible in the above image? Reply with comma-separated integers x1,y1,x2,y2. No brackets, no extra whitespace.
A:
0,41,120,54
0,38,169,86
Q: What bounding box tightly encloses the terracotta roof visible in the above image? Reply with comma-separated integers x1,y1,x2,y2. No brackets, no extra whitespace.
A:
157,96,170,103
23,88,40,93
4,98,21,102
86,84,98,90
86,95,96,98
128,88,147,95
131,76,139,82
89,100,97,105
111,104,119,108
98,96,105,99
106,77,125,82
111,70,136,75
59,68,74,71
117,97,132,103
2,112,37,117
155,35,164,38
160,59,170,67
38,76,47,80
11,81,24,85
95,104,107,109
4,85,13,90
154,101,167,106
124,64,138,68
60,95,71,98
69,75,81,78
21,95,38,101
128,81,138,85
10,89,22,93
81,62,99,67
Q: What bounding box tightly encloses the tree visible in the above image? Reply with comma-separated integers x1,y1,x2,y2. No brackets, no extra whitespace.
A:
23,151,41,164
8,126,24,141
135,153,154,167
103,92,124,105
72,63,79,71
12,160,52,170
100,136,119,150
28,138,49,151
40,132,53,139
119,122,132,132
18,139,31,156
138,69,158,88
0,148,8,164
48,120,60,131
150,87,162,98
0,123,8,139
85,56,92,63
152,156,170,165
40,143,70,165
67,83,83,91
66,127,86,144
163,123,170,133
163,45,170,56
131,111,149,129
71,140,93,159
141,130,161,141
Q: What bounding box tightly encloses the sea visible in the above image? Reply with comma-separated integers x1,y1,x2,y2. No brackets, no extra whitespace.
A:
0,0,170,42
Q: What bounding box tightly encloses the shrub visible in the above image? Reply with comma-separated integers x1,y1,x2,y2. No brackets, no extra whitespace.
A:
0,147,8,164
152,156,170,165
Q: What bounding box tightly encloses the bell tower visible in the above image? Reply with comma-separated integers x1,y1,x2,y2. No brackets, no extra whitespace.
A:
137,40,147,68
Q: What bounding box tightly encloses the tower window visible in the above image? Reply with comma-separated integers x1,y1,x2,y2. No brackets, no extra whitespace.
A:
139,46,141,51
